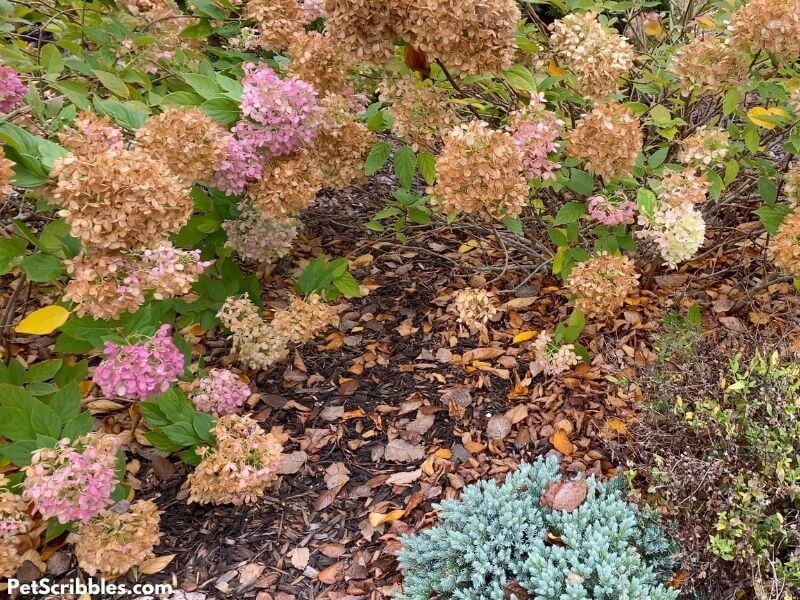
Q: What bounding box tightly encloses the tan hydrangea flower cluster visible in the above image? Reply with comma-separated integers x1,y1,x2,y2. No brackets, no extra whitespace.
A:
769,210,800,277
248,149,323,219
187,414,284,505
218,294,338,370
51,148,193,252
0,146,14,196
120,0,198,66
673,35,748,94
567,102,642,181
658,168,709,206
429,121,528,221
324,0,405,62
785,162,800,206
57,112,123,156
244,0,303,50
677,126,730,168
549,11,635,101
448,288,499,338
135,107,229,186
379,76,458,150
287,31,353,96
728,0,800,61
0,474,31,578
404,0,520,76
532,331,580,377
567,252,639,319
311,93,375,189
73,500,161,577
223,201,299,265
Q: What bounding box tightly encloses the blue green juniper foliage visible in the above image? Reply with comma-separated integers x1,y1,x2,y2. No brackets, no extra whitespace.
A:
397,458,678,600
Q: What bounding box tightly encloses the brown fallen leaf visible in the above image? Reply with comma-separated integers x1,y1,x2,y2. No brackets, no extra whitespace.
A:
317,561,344,585
139,554,175,575
486,414,511,440
338,378,360,396
239,563,265,586
278,451,308,475
385,468,422,486
289,547,310,570
324,463,351,489
319,543,346,559
384,439,425,462
368,509,405,527
540,479,588,512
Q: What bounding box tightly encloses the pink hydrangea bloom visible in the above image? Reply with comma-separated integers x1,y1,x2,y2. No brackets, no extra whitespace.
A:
23,434,120,524
192,368,251,415
588,195,637,226
301,0,326,21
139,242,212,300
212,134,266,195
0,66,27,113
512,118,563,181
239,63,321,155
94,324,184,401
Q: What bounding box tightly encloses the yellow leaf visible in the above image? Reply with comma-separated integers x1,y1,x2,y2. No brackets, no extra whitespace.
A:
696,16,716,29
606,417,628,434
747,106,788,130
643,21,666,39
15,305,70,335
549,428,575,455
368,509,405,527
548,58,565,77
513,331,537,344
138,554,175,575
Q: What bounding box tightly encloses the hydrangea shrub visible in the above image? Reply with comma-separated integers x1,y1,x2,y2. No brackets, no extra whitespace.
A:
397,458,678,600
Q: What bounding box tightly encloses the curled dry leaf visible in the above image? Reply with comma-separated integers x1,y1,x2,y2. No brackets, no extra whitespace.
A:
138,554,176,575
289,547,310,570
549,428,575,455
368,509,406,527
317,561,344,585
540,479,588,513
384,439,425,462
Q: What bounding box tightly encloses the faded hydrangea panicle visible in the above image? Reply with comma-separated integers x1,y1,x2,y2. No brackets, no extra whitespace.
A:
728,0,800,61
248,149,324,219
429,121,528,221
187,414,284,505
549,11,635,101
673,35,747,94
244,0,304,50
448,288,499,341
567,102,642,181
135,107,229,186
324,0,406,63
192,368,251,415
0,475,30,578
677,126,730,169
657,168,709,207
23,433,121,524
637,202,706,268
532,331,580,376
769,211,800,277
0,65,27,113
223,201,299,264
0,146,15,197
73,499,161,576
58,111,124,156
379,76,458,151
508,98,564,181
587,194,636,226
288,31,353,97
568,252,639,319
93,325,184,401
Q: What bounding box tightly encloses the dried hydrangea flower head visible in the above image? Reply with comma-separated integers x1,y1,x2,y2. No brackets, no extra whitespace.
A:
549,11,635,101
769,210,800,277
187,414,284,505
74,500,161,576
587,194,636,226
728,0,800,61
135,107,229,186
677,126,730,168
63,244,210,319
379,76,458,151
248,149,324,219
192,368,251,415
508,98,564,181
0,65,27,113
568,252,639,319
50,147,193,252
239,63,322,155
93,324,185,401
288,31,353,97
637,202,706,268
448,288,499,340
244,0,304,50
270,293,341,345
218,296,289,370
224,200,299,264
0,146,15,196
0,497,26,576
23,433,121,524
312,93,375,189
324,0,406,62
404,0,520,76
429,120,528,221
657,168,709,207
785,162,800,207
567,102,642,181
0,474,30,541
532,331,580,376
673,34,747,94
58,112,124,157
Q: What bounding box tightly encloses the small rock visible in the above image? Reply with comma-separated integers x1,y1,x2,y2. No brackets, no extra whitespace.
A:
440,388,472,407
46,551,71,576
